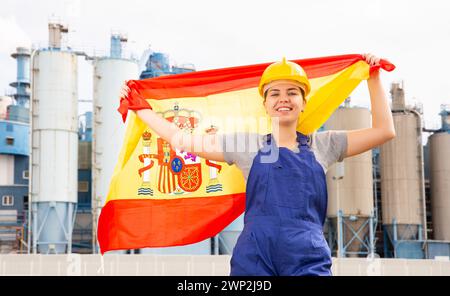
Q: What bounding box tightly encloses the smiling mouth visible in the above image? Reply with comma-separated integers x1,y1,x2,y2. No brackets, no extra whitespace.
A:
275,107,293,112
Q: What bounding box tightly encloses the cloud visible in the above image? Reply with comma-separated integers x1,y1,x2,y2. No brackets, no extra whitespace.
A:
0,15,31,53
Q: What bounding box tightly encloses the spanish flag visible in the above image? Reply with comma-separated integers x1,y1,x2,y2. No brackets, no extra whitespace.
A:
97,54,394,254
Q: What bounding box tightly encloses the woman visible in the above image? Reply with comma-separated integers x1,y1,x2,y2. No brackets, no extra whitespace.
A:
127,53,395,276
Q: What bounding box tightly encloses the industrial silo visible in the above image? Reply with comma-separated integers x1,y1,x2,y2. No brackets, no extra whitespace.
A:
430,106,450,241
8,47,31,123
379,83,426,257
30,22,78,254
0,46,31,254
91,33,139,253
324,101,375,257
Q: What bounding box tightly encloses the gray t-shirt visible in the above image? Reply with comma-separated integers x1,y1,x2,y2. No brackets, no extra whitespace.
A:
219,130,348,181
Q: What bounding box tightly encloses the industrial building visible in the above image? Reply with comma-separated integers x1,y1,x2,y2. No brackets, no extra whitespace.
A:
0,20,449,275
0,46,30,254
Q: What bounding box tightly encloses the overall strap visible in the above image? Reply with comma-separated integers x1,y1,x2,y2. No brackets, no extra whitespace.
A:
262,131,310,151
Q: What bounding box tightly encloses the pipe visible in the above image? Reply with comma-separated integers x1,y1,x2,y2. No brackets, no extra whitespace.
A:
28,48,38,254
423,128,440,133
214,235,219,255
32,203,37,254
91,97,98,253
67,203,73,253
338,210,345,257
369,211,374,256
73,51,94,61
393,218,398,257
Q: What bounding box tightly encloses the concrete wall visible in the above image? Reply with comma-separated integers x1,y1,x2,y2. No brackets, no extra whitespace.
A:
1,255,450,276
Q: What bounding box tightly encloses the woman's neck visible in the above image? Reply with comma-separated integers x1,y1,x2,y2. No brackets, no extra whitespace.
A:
271,123,298,149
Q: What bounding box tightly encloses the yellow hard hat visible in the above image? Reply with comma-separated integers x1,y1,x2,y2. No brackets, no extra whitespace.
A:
258,57,311,98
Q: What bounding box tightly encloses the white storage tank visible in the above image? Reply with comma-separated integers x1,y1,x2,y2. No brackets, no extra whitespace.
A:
91,37,139,253
92,57,138,235
31,49,78,254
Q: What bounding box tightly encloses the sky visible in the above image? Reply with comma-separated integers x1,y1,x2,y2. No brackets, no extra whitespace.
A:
1,0,449,130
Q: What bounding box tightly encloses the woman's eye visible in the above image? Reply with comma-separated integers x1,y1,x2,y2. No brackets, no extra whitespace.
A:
270,93,279,97
289,92,298,96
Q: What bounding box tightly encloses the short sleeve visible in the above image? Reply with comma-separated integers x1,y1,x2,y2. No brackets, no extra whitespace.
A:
217,132,261,180
311,130,348,172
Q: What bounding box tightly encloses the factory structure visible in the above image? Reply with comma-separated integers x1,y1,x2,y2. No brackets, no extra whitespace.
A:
0,46,30,254
0,21,449,260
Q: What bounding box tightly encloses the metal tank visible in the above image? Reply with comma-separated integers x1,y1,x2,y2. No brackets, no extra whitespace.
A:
91,35,139,253
30,24,78,254
324,102,375,257
379,83,426,253
430,106,450,241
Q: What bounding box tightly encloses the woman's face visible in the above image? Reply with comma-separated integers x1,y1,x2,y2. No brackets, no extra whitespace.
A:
263,80,305,126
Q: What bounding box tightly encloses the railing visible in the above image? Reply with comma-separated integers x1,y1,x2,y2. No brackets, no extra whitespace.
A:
0,211,28,253
0,225,27,254
31,41,140,61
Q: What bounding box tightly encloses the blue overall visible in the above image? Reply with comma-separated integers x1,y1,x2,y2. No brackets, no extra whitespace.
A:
230,131,332,276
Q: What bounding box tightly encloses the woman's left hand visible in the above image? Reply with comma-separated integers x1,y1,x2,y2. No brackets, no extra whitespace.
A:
362,53,381,67
345,53,396,158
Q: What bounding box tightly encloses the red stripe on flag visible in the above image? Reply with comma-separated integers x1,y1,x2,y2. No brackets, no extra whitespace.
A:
125,54,394,100
97,193,246,254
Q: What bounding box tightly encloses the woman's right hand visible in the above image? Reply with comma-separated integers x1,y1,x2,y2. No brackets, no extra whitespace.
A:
117,81,152,122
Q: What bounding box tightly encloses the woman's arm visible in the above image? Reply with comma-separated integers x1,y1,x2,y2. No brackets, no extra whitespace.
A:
135,109,225,162
345,53,396,158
